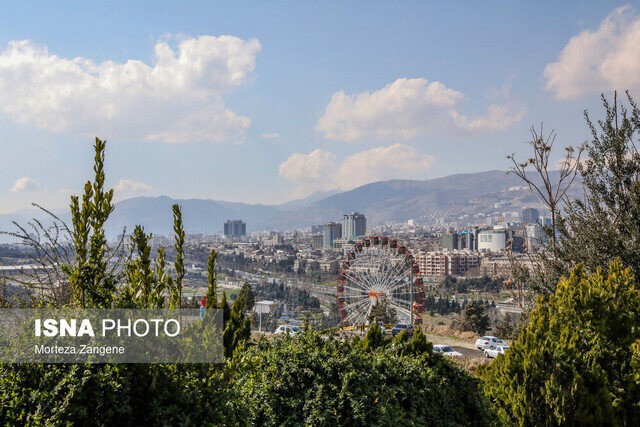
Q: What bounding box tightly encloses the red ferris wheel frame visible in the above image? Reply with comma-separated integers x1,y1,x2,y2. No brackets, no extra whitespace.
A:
336,236,425,327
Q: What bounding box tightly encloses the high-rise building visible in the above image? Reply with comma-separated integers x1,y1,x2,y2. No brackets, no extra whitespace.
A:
310,225,324,234
342,212,366,238
323,222,342,249
521,207,539,224
223,220,246,237
441,232,458,251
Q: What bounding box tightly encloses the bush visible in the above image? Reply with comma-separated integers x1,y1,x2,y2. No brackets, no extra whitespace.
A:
234,330,493,425
479,260,640,424
0,363,246,425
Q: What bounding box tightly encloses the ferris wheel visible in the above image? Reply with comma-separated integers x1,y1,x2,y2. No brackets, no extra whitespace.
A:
337,236,425,327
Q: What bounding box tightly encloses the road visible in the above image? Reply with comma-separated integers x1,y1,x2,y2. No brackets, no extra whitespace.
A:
412,332,484,359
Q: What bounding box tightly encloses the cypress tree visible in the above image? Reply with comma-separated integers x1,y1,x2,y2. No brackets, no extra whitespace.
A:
206,249,218,309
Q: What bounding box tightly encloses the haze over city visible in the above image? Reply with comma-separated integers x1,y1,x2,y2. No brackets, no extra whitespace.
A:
1,1,639,213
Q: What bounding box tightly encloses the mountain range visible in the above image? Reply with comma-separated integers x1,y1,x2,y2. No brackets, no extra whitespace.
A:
0,170,578,240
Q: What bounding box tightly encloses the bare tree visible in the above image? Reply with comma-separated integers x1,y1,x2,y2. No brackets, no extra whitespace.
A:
507,124,583,245
0,203,129,307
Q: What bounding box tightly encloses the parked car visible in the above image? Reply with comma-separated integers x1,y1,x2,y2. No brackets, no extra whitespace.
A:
475,336,506,350
484,345,510,358
391,323,415,336
433,345,464,357
274,325,301,336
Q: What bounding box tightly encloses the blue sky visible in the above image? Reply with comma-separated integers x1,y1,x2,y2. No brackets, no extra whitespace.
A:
0,1,638,212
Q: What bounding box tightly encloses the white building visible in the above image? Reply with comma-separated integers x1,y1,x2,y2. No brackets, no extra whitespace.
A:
478,229,507,252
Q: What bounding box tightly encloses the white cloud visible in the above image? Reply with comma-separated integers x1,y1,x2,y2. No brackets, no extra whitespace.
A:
278,143,434,196
315,78,525,141
261,132,280,139
10,177,38,192
114,178,155,195
544,6,640,99
0,35,261,143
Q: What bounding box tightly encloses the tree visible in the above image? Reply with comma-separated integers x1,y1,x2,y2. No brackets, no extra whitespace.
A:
171,204,185,309
493,313,516,341
223,292,251,358
239,281,255,312
206,249,218,309
479,260,640,425
367,298,397,324
549,92,640,290
63,137,119,308
507,124,583,245
362,320,387,350
458,300,490,335
511,93,640,296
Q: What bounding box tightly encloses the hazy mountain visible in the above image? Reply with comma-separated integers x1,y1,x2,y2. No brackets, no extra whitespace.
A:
104,196,281,236
253,170,577,231
0,170,578,240
275,189,343,211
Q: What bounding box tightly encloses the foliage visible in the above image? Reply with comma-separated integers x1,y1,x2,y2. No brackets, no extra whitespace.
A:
458,300,490,335
206,249,218,309
367,298,397,324
479,260,640,425
0,363,246,425
493,314,516,341
422,294,464,315
548,93,640,293
62,137,118,308
171,204,185,309
440,275,504,294
239,281,255,312
361,320,388,350
234,330,493,425
119,225,168,309
253,281,320,309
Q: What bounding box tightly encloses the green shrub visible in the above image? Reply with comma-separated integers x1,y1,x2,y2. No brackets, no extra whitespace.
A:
479,260,640,424
234,330,493,425
0,363,246,425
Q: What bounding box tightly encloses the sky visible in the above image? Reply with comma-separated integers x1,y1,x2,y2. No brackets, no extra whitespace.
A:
0,1,639,213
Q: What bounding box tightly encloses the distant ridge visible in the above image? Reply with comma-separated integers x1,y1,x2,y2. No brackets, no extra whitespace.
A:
0,170,576,239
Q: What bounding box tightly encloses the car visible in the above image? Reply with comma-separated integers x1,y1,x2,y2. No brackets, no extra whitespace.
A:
274,325,301,336
475,336,506,350
484,345,510,358
433,345,464,357
391,323,415,336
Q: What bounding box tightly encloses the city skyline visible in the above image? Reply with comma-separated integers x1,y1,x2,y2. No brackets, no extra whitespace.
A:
1,1,639,213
